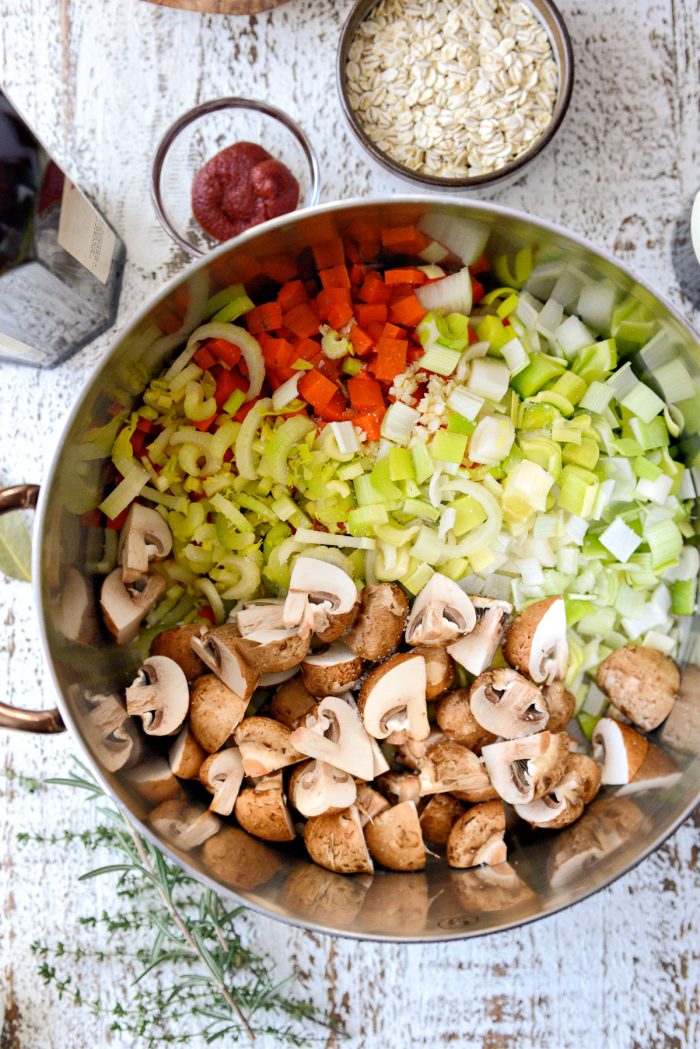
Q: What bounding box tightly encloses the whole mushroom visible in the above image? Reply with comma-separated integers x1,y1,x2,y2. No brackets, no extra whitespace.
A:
481,732,570,806
404,572,476,646
596,645,680,731
125,655,189,736
270,677,315,729
446,800,507,869
344,582,409,661
504,596,568,685
364,801,426,871
469,668,548,739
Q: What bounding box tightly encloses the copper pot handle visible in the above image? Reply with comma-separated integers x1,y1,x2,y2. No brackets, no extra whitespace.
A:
0,484,65,733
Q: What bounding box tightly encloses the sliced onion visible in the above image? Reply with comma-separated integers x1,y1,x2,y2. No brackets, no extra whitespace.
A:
441,478,502,558
164,322,264,401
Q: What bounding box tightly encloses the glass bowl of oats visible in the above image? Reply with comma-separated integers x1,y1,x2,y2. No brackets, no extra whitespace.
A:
337,0,574,189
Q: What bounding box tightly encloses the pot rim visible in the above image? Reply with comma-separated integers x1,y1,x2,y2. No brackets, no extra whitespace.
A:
33,194,700,942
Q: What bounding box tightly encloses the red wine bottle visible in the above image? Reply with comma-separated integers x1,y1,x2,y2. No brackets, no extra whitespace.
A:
0,88,125,367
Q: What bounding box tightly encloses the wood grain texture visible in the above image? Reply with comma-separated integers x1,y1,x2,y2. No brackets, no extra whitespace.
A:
0,1,699,1046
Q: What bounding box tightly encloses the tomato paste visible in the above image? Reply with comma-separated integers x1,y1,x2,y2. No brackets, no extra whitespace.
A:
191,141,299,242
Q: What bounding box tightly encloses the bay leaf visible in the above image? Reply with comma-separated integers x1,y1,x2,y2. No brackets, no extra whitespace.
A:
0,510,32,582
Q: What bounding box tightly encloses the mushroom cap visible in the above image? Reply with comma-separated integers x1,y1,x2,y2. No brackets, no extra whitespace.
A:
118,503,173,583
447,598,510,677
469,668,548,739
127,758,183,805
375,771,422,805
283,557,359,633
303,806,374,874
289,694,376,780
394,729,446,771
234,772,296,842
233,627,311,674
481,731,570,806
270,677,315,729
419,741,496,802
199,747,245,816
315,602,361,644
355,783,391,827
504,596,568,685
100,569,166,644
514,769,585,830
300,643,364,696
364,800,426,871
592,717,649,785
152,624,207,682
412,645,456,699
596,645,680,731
168,723,206,779
189,674,248,753
541,681,576,733
565,752,602,804
405,572,476,646
233,716,303,777
358,651,429,741
419,793,465,845
446,800,507,869
84,692,140,772
148,799,220,850
616,742,681,796
288,759,357,818
435,688,497,750
191,627,261,699
344,582,409,661
202,827,281,890
125,655,189,736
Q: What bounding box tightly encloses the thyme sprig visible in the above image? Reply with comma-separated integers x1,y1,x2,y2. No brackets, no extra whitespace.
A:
18,758,337,1046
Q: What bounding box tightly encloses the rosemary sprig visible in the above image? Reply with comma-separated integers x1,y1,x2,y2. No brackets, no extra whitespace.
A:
16,758,338,1046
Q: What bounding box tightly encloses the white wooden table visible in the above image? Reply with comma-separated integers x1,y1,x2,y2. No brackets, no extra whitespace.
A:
1,1,699,1046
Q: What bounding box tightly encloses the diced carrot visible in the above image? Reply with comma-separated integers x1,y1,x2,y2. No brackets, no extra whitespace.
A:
315,287,352,322
345,239,361,265
388,283,415,302
314,389,346,421
358,274,392,304
155,305,182,335
195,413,217,432
349,326,374,358
247,301,283,334
312,237,345,270
349,262,365,286
283,302,320,339
207,338,241,368
380,225,430,255
469,253,490,275
262,337,295,370
291,336,321,361
172,285,190,317
366,320,385,343
348,373,384,410
352,408,386,440
407,344,425,363
319,264,351,290
260,253,298,282
298,369,339,408
384,267,427,286
389,293,427,328
327,301,354,330
266,365,296,388
354,302,387,327
194,346,217,371
277,279,308,312
381,322,404,340
316,357,342,383
372,337,408,382
471,276,485,303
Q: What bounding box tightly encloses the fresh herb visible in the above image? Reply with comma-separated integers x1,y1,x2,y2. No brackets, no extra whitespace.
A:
0,506,32,581
17,759,338,1046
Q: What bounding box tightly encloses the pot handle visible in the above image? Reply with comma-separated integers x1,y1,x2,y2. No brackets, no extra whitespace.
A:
0,484,65,733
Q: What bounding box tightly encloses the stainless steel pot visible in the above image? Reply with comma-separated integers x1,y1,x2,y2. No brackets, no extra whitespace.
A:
3,198,699,941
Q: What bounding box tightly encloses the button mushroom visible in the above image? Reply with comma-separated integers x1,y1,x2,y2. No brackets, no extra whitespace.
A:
394,728,446,771
117,503,173,584
596,645,680,732
469,668,549,739
152,624,207,682
344,582,409,661
288,759,357,818
300,643,364,696
233,716,304,777
148,799,220,849
418,741,497,802
232,626,311,675
616,743,681,796
504,596,568,685
376,771,422,805
315,602,360,644
355,783,391,827
592,717,649,785
168,723,206,779
419,793,465,845
303,806,374,874
283,556,359,636
541,680,576,732
447,596,512,676
364,800,426,871
565,752,602,804
190,627,260,700
202,827,282,890
446,800,507,869
404,572,476,646
234,772,296,842
412,645,456,699
289,694,376,780
125,655,189,736
513,763,585,830
101,568,166,644
481,732,570,806
127,758,183,805
236,599,286,636
199,747,245,815
358,652,429,741
188,674,248,754
269,677,316,729
84,692,140,772
435,688,497,750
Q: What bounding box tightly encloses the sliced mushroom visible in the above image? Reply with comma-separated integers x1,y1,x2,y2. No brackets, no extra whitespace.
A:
168,724,206,779
355,783,391,827
283,557,358,636
152,624,207,682
191,627,260,700
303,806,374,874
469,668,548,739
541,681,576,732
233,716,304,777
84,692,140,772
617,743,681,796
270,677,315,729
315,602,360,644
364,801,426,871
234,772,296,842
592,718,649,785
376,771,422,805
101,568,166,644
236,599,286,636
344,582,409,661
125,655,189,736
300,643,363,696
596,645,680,732
233,627,311,675
394,729,446,772
199,748,245,816
405,572,476,646
369,735,390,777
289,694,376,780
504,596,568,685
118,503,173,584
446,800,507,869
127,758,183,805
189,674,248,754
419,741,496,802
481,732,570,806
412,645,455,699
447,597,512,676
358,652,429,741
435,689,497,750
514,765,585,829
149,799,220,849
419,793,465,845
288,759,357,818
565,752,602,804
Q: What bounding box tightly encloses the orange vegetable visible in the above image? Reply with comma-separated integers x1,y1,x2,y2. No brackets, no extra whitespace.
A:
298,369,340,408
354,302,387,327
358,274,392,305
327,301,354,330
380,225,430,255
315,287,352,322
389,293,427,328
247,301,283,334
315,390,347,421
384,267,427,285
277,279,308,312
381,322,404,340
193,346,217,370
372,337,408,382
319,264,351,289
207,338,241,368
312,237,345,270
291,336,322,361
348,373,384,410
349,326,374,358
261,337,294,370
349,262,365,286
283,302,320,339
352,408,386,440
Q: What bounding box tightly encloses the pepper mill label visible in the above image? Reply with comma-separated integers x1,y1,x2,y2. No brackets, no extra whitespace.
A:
57,178,118,285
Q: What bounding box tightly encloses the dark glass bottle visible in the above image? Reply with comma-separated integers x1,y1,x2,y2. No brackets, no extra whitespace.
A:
0,88,125,367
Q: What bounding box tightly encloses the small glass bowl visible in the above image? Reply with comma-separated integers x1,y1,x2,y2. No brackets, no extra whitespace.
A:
151,97,321,257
